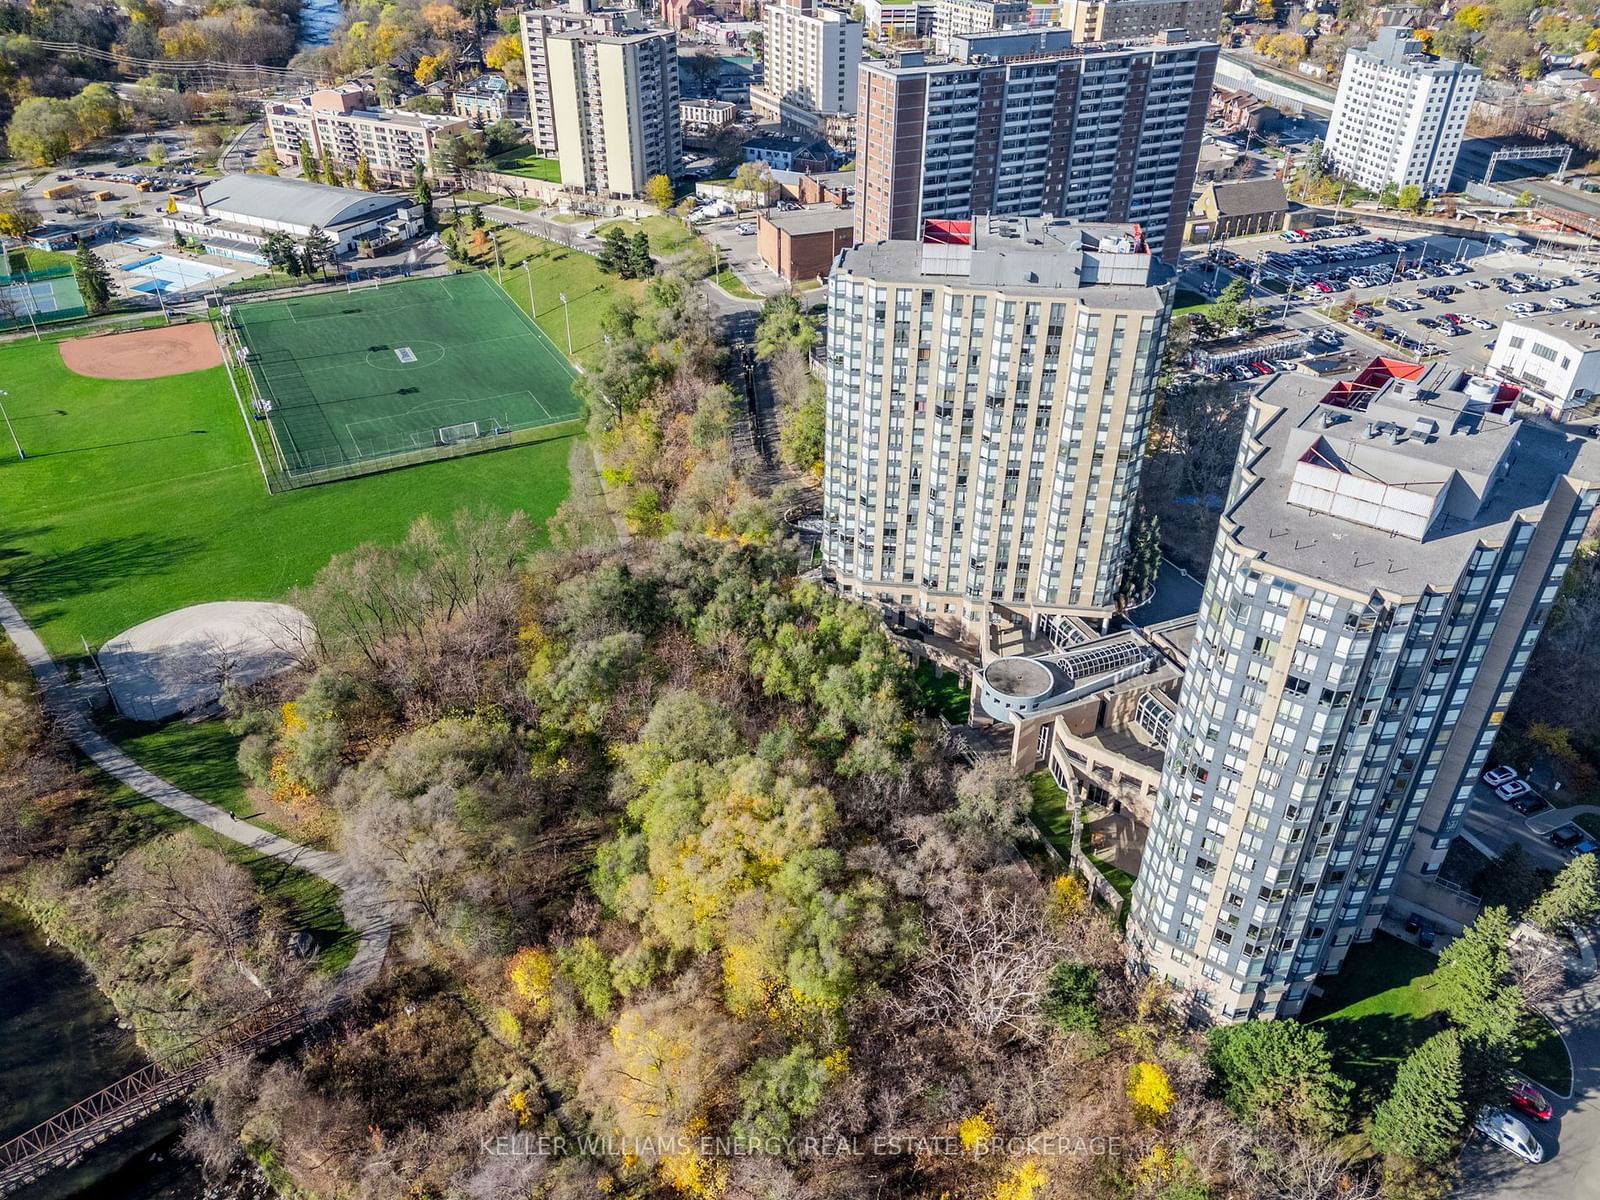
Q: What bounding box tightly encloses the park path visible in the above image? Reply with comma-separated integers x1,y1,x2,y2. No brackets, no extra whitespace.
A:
0,590,391,993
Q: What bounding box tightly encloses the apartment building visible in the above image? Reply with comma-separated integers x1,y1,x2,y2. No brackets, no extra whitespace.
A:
263,84,468,183
1325,26,1480,194
520,0,649,153
1488,311,1600,418
822,218,1175,642
546,21,682,196
1057,0,1220,40
930,0,1027,51
1128,359,1600,1021
853,30,1217,264
751,0,863,135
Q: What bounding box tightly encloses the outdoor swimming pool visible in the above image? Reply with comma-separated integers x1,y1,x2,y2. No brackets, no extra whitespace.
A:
120,253,231,293
122,235,165,249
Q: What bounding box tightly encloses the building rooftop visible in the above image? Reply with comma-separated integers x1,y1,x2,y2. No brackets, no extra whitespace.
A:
1203,177,1288,217
761,206,854,234
1355,25,1481,75
1496,308,1600,350
1227,358,1600,598
271,95,462,131
186,175,412,230
875,28,1213,73
834,217,1175,301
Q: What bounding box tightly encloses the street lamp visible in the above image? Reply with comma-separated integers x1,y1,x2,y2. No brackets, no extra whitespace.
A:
521,259,535,317
0,390,23,460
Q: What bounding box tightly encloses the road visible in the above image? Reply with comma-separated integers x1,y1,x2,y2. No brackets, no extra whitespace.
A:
0,591,391,994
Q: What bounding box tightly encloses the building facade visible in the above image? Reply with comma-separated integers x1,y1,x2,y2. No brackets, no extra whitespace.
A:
520,0,650,153
1128,359,1600,1021
1188,177,1288,242
853,30,1217,263
751,0,863,134
263,84,469,183
823,218,1175,641
452,75,512,122
546,22,682,197
1324,26,1480,194
164,175,425,259
1488,313,1600,417
1057,0,1221,40
757,206,856,280
929,0,1027,51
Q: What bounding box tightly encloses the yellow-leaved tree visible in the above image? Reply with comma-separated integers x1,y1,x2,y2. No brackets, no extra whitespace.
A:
1127,1061,1175,1123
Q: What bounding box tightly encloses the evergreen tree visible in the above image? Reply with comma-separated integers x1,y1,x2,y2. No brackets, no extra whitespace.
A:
302,226,336,277
263,230,298,272
1473,842,1542,916
301,152,322,184
1207,1020,1350,1133
1434,906,1522,1043
1370,1031,1467,1165
412,162,434,227
466,204,484,231
355,154,377,191
320,148,342,187
625,230,653,279
72,243,113,313
597,225,629,275
1529,854,1600,934
1122,510,1162,605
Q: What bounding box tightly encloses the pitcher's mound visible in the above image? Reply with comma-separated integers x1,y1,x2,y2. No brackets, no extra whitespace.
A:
100,602,313,721
59,324,223,380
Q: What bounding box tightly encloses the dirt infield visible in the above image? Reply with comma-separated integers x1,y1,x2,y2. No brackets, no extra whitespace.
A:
58,323,224,380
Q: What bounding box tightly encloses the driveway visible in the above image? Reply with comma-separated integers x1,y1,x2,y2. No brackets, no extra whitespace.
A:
1456,948,1600,1197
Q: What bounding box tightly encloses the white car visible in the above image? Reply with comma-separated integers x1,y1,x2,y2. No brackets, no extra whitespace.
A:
1550,297,1574,311
1483,764,1519,787
1475,1109,1544,1164
1497,779,1534,802
1467,278,1489,289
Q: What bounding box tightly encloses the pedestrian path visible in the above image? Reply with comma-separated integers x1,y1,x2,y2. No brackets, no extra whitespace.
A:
0,591,390,991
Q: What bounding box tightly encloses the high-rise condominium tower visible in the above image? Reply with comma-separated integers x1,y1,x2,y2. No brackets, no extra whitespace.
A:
1324,26,1480,194
853,29,1216,263
823,218,1174,642
752,0,863,134
1130,360,1600,1021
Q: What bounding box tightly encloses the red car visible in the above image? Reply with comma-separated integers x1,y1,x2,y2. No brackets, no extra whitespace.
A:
1509,1080,1553,1122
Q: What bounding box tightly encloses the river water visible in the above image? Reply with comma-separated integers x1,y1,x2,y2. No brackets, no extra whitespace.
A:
298,0,342,48
0,904,207,1200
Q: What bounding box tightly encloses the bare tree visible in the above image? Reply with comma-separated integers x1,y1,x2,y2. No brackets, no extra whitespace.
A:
898,886,1063,1041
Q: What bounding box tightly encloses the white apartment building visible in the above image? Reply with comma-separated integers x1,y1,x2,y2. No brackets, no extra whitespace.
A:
263,84,468,183
751,0,863,134
520,0,649,153
930,0,1026,51
1489,312,1600,416
546,22,682,197
1324,26,1480,194
823,218,1175,642
1128,360,1600,1020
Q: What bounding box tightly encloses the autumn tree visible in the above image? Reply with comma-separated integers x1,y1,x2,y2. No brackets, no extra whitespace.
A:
0,190,41,238
645,172,675,211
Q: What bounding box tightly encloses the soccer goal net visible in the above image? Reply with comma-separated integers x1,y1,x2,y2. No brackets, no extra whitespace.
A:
436,421,481,446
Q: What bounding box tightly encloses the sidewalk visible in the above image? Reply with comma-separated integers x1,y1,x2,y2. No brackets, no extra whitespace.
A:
0,590,390,992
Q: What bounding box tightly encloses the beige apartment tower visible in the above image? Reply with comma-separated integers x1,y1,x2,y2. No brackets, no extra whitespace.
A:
823,218,1175,643
545,23,682,197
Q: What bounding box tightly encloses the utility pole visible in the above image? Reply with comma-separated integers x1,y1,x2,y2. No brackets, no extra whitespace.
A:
0,390,24,460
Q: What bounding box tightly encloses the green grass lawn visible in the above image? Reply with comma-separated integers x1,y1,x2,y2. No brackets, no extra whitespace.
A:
0,335,575,656
911,661,969,724
1080,828,1135,898
1173,288,1210,316
454,189,542,212
596,216,701,261
712,268,757,299
1303,932,1572,1098
1029,771,1073,859
490,146,562,182
484,227,643,366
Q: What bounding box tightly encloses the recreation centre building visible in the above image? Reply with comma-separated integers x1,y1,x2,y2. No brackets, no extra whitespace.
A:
162,175,426,263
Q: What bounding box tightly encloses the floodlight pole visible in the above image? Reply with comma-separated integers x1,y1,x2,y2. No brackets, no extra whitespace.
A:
521,260,535,317
560,290,571,356
0,390,23,460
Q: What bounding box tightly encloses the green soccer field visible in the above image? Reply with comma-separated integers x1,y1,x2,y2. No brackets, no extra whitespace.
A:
231,273,580,475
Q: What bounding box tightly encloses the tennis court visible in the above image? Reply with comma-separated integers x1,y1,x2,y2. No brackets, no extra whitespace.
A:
229,273,579,477
0,267,85,330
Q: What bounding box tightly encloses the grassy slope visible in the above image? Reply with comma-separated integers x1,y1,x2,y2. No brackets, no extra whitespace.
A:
482,227,644,366
911,661,970,724
595,215,701,260
490,146,562,181
0,337,574,655
1302,932,1572,1097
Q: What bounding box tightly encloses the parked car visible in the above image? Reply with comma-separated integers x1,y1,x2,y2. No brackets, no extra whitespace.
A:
1550,827,1584,850
1511,795,1549,816
1483,764,1519,786
1475,1109,1544,1164
1496,779,1533,801
1571,839,1599,858
1404,912,1423,935
1550,297,1574,311
1509,1081,1553,1123
1467,278,1489,290
1418,921,1437,949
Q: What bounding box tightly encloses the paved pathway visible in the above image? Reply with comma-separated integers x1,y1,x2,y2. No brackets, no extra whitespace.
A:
0,591,390,993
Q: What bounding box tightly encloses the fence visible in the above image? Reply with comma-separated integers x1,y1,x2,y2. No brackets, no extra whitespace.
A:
0,265,87,332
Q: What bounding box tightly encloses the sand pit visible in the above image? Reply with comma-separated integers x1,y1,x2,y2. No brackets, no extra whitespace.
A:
100,602,313,721
58,323,224,380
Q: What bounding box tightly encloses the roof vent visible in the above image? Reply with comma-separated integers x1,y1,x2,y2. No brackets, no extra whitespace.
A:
1365,420,1380,438
1386,425,1405,444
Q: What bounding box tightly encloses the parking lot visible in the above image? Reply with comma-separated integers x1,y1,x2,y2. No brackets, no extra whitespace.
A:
1187,227,1600,375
